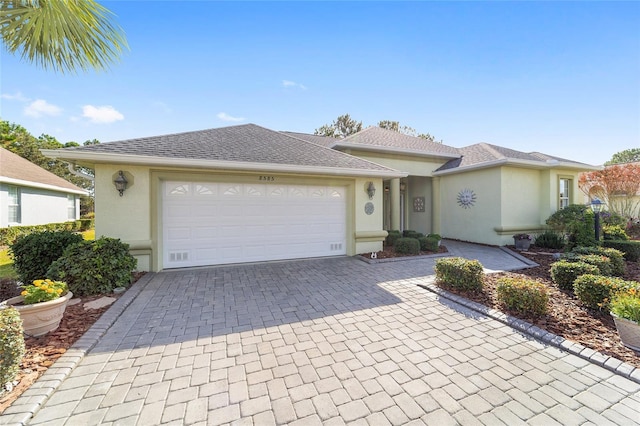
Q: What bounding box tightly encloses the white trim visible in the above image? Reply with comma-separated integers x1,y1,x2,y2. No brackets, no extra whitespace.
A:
41,150,408,179
432,158,600,176
332,142,460,160
0,176,88,195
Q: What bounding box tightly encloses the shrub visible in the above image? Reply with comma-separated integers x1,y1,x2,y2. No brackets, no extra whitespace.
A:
0,221,84,246
78,218,94,231
603,225,629,241
394,238,420,255
435,257,484,292
573,274,634,310
0,307,25,387
600,211,628,228
603,240,640,262
47,237,137,296
533,230,565,249
10,231,83,285
546,204,596,249
571,246,625,276
386,230,401,247
496,277,549,317
550,260,599,291
427,233,442,240
403,230,424,239
610,288,640,324
418,236,439,252
571,254,614,277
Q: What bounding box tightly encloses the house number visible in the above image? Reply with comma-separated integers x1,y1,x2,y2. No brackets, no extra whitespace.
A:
259,176,275,181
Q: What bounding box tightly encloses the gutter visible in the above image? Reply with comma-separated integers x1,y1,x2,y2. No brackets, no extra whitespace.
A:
0,176,88,195
332,143,460,160
432,158,601,176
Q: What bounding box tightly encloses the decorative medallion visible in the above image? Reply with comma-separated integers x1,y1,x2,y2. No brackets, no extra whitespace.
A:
413,197,425,213
457,189,476,209
364,202,374,215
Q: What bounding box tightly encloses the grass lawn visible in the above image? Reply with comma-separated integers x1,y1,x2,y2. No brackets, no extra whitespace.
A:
0,229,95,280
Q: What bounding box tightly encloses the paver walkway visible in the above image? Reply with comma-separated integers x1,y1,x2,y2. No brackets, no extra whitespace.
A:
3,243,640,425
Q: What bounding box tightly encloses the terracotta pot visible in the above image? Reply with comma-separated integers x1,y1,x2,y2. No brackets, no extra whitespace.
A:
612,312,640,352
4,291,73,337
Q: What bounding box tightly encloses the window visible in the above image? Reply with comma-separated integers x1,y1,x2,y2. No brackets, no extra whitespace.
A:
559,178,572,209
7,186,20,223
67,195,76,220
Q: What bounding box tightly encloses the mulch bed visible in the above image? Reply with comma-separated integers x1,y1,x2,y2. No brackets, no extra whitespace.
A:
369,244,448,259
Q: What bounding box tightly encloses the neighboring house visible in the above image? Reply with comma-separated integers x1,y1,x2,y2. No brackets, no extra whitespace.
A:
0,147,87,228
581,161,640,219
42,124,598,272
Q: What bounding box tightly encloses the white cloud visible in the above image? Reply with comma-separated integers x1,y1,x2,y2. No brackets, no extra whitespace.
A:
282,80,307,90
24,99,62,117
82,105,124,123
217,112,245,122
1,91,30,102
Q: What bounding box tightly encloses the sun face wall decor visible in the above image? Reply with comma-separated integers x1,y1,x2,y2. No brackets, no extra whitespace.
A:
457,188,477,209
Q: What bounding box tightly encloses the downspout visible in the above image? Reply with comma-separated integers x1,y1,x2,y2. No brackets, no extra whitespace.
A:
67,162,94,181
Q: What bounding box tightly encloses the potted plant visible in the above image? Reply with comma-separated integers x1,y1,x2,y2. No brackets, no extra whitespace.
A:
1,279,73,337
427,233,442,246
610,288,640,352
513,233,532,251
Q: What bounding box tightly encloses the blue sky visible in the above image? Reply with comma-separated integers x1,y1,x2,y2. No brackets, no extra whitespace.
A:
1,1,638,165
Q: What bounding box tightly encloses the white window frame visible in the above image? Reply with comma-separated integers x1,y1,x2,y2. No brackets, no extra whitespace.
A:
67,194,76,220
559,177,572,209
7,185,21,224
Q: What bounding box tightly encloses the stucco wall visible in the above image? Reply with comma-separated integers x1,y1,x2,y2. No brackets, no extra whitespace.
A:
407,176,432,235
0,183,78,227
344,151,446,177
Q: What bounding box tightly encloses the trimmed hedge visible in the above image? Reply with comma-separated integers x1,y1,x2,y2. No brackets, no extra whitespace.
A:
571,246,625,277
418,236,439,252
496,277,549,317
403,230,424,239
394,238,420,255
0,307,25,387
603,225,629,241
0,220,93,246
386,230,401,247
602,240,640,262
550,260,599,291
435,257,484,291
573,274,636,310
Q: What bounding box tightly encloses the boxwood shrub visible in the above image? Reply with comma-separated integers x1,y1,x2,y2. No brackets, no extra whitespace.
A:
571,246,625,277
496,277,549,317
603,240,640,262
418,236,439,252
10,230,83,285
550,260,599,291
47,237,137,296
435,257,484,291
394,238,420,255
0,307,25,387
386,230,401,247
403,230,424,239
573,274,636,310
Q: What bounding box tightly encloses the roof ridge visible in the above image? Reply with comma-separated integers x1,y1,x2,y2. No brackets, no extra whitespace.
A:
478,143,506,160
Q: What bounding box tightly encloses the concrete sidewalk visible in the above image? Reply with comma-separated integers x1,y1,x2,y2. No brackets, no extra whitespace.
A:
3,244,640,425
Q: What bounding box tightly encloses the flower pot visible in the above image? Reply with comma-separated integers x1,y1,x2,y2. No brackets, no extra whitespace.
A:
514,239,531,251
612,312,640,352
4,291,73,337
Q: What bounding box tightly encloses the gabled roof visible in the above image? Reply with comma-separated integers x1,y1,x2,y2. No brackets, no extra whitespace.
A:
43,124,404,178
281,131,338,148
434,143,599,174
334,126,461,159
0,147,87,195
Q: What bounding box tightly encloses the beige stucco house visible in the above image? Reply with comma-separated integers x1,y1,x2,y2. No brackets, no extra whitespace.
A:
42,124,598,271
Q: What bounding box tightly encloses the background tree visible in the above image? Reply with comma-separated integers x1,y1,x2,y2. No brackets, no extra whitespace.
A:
0,0,128,73
579,163,640,218
314,114,363,139
377,120,443,143
605,148,640,166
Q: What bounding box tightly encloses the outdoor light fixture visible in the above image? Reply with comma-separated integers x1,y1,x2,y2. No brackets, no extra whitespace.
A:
400,182,406,192
590,198,604,240
113,171,128,196
366,182,376,199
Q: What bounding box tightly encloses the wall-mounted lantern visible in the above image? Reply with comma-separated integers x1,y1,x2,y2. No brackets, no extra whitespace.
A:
113,171,128,196
366,181,376,199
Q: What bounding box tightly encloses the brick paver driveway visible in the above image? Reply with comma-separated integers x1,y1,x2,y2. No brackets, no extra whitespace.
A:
12,256,640,425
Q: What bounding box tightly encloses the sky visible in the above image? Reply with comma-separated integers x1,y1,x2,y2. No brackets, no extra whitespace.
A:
0,1,638,166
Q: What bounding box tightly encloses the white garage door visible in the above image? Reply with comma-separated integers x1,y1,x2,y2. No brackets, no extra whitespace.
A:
162,181,347,268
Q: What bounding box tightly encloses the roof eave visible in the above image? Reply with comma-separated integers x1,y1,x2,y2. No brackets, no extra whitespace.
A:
41,150,407,179
0,176,88,195
433,158,600,176
332,142,460,160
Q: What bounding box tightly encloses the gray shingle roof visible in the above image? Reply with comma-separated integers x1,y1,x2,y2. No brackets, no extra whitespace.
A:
62,124,395,172
281,131,338,148
435,143,594,172
0,147,85,193
337,127,460,157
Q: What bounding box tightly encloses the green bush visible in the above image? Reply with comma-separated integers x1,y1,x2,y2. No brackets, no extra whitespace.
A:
10,231,83,285
550,260,599,291
600,211,628,228
603,240,640,262
0,222,82,246
47,237,137,296
435,257,484,292
533,230,565,249
496,277,549,317
573,274,635,310
545,204,596,249
403,230,424,239
0,307,25,386
385,230,401,247
78,218,94,232
571,246,625,276
418,236,439,252
427,233,442,240
603,225,629,241
570,254,614,277
394,238,420,255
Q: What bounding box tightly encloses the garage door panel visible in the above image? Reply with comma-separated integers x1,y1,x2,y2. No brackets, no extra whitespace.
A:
163,181,347,268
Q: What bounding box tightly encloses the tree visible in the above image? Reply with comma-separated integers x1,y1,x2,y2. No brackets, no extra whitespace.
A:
579,163,640,218
605,148,640,166
378,120,443,143
314,114,363,138
0,0,128,73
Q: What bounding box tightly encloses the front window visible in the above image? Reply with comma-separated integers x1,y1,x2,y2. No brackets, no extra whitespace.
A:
8,186,20,223
67,195,76,220
559,178,571,209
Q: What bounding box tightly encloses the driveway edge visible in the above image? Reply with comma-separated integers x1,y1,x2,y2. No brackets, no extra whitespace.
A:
418,279,640,385
0,273,156,426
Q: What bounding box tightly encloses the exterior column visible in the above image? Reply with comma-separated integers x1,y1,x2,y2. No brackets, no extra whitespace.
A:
390,178,401,231
431,177,441,234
